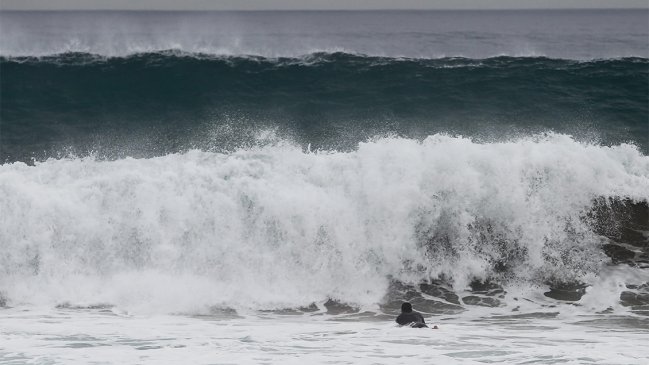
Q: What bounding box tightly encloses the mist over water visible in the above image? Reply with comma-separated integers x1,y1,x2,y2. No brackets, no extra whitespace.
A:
1,10,648,59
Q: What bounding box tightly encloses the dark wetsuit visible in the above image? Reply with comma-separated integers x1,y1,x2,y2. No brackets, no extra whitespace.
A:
396,311,427,328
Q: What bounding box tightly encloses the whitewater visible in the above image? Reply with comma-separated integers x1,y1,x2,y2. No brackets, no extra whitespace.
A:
1,9,648,365
1,134,648,310
2,135,648,364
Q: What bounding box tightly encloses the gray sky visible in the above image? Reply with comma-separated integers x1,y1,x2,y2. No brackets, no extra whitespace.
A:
1,0,647,11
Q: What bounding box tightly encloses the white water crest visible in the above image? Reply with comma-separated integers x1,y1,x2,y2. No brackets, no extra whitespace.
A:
1,134,648,313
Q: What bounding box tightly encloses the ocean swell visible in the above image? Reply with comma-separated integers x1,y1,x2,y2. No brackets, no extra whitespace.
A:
2,53,648,162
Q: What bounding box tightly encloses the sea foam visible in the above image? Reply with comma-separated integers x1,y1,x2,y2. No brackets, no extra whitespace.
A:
1,134,647,313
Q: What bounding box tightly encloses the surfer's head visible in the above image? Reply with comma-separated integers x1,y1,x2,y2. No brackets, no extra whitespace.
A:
401,302,412,313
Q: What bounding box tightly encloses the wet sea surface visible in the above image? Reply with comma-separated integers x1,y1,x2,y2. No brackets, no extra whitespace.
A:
1,306,647,365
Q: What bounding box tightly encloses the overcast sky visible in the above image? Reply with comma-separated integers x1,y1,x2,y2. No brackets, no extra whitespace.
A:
1,0,647,11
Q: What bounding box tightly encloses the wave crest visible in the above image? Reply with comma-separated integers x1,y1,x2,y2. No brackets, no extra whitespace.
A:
1,134,647,312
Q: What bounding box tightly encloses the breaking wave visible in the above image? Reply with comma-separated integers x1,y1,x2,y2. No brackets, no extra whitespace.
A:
1,134,647,313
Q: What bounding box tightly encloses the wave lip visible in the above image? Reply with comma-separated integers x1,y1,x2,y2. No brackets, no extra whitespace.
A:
2,50,648,64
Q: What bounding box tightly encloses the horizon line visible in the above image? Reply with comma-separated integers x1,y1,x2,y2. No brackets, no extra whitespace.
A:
1,7,647,12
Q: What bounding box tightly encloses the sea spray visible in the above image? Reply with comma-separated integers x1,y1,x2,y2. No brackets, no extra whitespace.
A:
1,134,647,313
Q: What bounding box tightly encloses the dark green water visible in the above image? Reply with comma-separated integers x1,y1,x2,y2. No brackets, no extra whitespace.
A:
1,53,647,162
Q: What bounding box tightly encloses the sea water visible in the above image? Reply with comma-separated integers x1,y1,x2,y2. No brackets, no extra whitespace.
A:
1,9,648,364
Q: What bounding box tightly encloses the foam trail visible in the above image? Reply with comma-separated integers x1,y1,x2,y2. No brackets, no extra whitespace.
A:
1,134,648,313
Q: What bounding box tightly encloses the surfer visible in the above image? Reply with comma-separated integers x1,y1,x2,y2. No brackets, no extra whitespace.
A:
396,302,437,328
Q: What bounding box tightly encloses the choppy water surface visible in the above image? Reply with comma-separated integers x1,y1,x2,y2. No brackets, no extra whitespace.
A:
1,306,647,365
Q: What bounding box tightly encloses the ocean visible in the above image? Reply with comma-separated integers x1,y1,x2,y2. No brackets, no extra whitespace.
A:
0,9,648,365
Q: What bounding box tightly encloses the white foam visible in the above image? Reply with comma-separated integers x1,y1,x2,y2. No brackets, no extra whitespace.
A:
1,134,648,313
0,307,647,365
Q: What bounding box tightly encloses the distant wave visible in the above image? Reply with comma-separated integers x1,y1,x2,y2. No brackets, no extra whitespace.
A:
2,52,647,162
3,50,648,64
